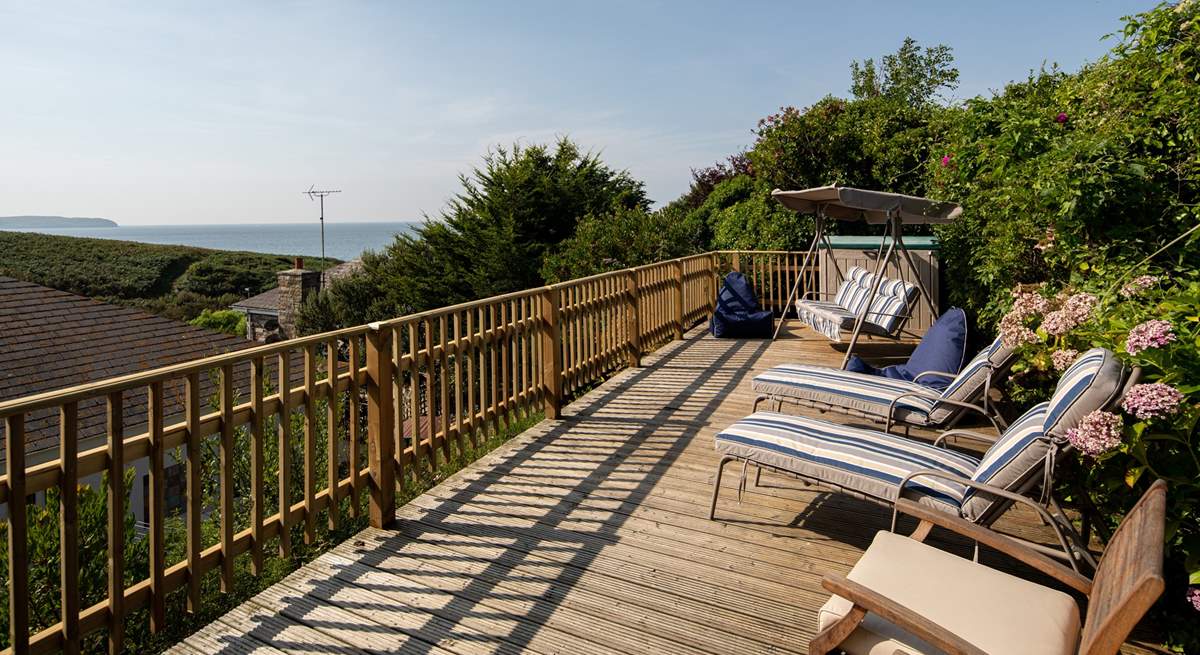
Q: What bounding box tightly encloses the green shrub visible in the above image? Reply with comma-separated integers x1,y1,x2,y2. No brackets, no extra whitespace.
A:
189,308,247,336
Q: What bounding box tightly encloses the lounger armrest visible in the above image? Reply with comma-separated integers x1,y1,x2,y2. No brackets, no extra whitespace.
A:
933,429,1000,449
891,476,1092,595
818,574,987,655
885,393,1000,433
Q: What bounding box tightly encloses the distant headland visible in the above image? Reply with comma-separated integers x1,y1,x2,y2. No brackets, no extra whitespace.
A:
0,215,118,229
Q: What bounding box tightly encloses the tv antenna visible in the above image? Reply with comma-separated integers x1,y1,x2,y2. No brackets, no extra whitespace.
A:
304,185,341,267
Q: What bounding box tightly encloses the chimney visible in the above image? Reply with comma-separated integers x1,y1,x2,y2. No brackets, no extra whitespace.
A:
276,260,321,339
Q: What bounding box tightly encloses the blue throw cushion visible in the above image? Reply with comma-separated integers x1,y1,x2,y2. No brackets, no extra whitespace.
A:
710,271,774,338
887,307,969,389
848,308,968,390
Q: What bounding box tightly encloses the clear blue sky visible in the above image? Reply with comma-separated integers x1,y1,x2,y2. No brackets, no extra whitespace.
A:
0,1,1153,225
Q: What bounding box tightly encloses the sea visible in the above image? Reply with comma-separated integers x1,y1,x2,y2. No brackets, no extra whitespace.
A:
8,221,422,262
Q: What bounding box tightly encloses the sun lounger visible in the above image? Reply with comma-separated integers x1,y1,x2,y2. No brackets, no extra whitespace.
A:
751,335,1017,432
712,348,1133,570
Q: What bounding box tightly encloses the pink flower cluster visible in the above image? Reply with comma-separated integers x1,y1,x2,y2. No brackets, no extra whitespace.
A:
1042,292,1098,336
1189,586,1200,612
999,287,1052,347
1066,410,1124,456
1051,349,1079,371
1121,382,1185,420
999,312,1039,347
1120,275,1159,298
1125,319,1177,355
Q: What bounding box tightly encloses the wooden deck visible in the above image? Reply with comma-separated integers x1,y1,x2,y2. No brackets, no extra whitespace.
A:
171,325,1156,655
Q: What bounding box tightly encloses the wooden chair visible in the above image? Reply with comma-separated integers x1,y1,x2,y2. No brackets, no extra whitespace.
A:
809,479,1167,655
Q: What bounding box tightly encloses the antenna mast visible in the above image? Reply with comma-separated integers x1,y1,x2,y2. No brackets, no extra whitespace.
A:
303,185,341,268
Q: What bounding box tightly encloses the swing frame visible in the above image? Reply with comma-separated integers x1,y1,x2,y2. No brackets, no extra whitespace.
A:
770,187,960,369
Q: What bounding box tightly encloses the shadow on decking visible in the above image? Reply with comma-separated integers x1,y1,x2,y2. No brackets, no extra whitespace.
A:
216,331,773,654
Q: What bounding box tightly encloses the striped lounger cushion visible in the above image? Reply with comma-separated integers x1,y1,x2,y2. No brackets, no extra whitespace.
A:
961,402,1051,521
753,366,942,425
715,411,979,512
751,336,1015,427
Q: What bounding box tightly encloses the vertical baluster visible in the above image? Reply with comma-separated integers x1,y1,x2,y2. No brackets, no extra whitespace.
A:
325,339,339,531
184,372,202,611
59,402,79,654
466,310,478,447
250,356,265,572
106,392,124,655
439,314,451,459
6,413,28,655
408,322,423,474
366,325,395,528
276,351,292,557
500,304,510,429
303,346,317,544
347,340,361,518
453,313,465,448
423,319,439,466
148,381,165,632
219,364,234,591
489,305,499,435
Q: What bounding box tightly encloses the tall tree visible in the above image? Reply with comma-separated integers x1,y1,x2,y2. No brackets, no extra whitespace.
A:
305,138,648,328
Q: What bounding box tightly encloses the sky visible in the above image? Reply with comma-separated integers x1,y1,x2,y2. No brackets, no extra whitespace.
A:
0,1,1155,226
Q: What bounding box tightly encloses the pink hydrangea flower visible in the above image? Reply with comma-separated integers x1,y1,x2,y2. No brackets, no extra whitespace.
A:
1066,410,1124,456
1125,319,1177,355
1189,586,1200,612
1121,382,1185,420
940,154,952,167
1120,275,1159,297
999,311,1039,347
1040,293,1096,336
1055,112,1069,124
1051,349,1079,371
1009,288,1050,319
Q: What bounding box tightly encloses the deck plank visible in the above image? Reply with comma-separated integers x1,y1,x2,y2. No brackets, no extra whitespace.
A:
180,325,1159,654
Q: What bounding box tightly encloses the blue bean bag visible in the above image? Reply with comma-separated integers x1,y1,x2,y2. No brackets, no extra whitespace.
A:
710,271,774,338
845,307,968,390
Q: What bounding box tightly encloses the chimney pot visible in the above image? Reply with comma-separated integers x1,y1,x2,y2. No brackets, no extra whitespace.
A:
295,257,304,270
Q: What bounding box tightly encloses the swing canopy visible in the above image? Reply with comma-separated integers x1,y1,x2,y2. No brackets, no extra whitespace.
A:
771,186,962,224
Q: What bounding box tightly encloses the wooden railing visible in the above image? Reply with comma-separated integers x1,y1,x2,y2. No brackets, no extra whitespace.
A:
0,250,810,654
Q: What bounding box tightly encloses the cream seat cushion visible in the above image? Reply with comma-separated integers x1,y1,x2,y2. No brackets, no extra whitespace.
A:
817,531,1081,655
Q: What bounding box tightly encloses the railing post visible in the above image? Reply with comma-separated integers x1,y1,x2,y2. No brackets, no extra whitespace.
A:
709,253,720,316
673,260,685,340
366,323,395,528
731,252,741,273
540,287,562,419
626,270,641,367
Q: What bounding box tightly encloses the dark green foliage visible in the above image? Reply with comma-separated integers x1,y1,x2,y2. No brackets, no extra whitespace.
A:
0,231,334,323
540,205,699,282
307,139,647,329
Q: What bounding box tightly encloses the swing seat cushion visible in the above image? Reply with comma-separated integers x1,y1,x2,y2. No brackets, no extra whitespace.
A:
797,267,917,341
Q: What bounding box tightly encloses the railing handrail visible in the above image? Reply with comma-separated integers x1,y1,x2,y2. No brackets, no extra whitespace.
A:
0,251,722,419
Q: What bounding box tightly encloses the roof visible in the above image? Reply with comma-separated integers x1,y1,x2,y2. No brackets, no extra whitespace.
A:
231,259,363,315
232,286,281,314
0,276,254,455
771,186,962,224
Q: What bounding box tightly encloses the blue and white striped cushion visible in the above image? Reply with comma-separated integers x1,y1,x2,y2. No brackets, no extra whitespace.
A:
752,364,940,424
865,278,917,333
715,411,979,511
961,402,1051,521
931,337,1016,421
1043,348,1124,439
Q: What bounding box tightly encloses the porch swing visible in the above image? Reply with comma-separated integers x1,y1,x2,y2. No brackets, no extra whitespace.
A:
770,186,961,368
